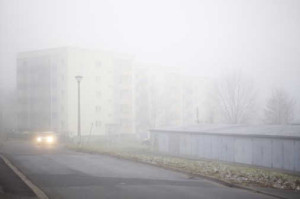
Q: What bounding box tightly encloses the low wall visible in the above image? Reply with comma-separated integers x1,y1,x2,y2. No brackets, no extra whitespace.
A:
150,130,300,173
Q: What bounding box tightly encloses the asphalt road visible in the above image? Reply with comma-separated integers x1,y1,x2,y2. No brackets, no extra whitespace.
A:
0,155,37,199
0,140,277,199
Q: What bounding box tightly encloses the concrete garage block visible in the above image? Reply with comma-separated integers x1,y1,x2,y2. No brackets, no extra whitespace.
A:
252,138,272,167
220,137,235,162
180,134,192,157
211,135,222,160
168,134,180,155
234,138,252,164
294,141,300,172
179,135,192,156
271,139,283,169
159,134,169,153
151,128,300,173
179,135,185,155
187,135,193,156
283,140,295,171
202,135,212,159
196,136,205,158
191,135,198,157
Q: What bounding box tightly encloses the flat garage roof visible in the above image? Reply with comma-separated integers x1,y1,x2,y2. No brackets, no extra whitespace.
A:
150,124,300,138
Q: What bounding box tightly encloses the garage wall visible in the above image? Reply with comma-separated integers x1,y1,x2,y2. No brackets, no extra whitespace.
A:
150,130,300,173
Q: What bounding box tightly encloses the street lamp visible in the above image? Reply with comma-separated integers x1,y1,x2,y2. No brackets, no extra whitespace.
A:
75,75,83,144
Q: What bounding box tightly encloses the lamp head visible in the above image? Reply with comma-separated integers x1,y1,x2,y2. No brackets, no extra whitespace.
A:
75,75,83,82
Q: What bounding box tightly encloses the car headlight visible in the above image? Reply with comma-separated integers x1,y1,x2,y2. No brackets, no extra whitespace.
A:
36,137,42,142
46,136,54,143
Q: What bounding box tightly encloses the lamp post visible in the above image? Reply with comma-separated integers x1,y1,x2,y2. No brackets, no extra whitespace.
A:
75,75,83,144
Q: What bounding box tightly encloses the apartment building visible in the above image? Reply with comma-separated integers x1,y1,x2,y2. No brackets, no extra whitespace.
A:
134,64,213,139
17,47,212,138
17,47,134,136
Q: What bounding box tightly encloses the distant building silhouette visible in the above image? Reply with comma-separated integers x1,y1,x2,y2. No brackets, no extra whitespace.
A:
16,47,212,139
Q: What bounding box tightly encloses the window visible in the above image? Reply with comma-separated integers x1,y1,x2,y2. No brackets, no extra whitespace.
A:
95,106,101,112
120,89,130,98
120,104,130,114
95,61,102,68
119,75,131,84
95,120,101,127
96,76,101,82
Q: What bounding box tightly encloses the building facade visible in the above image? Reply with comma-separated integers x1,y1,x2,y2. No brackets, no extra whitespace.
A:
17,47,212,138
134,64,212,139
17,47,134,136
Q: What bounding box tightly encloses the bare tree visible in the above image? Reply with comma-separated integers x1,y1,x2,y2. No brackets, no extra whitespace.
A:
264,89,295,124
216,73,256,124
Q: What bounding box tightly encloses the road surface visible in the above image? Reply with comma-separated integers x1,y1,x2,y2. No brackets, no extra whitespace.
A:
1,140,276,199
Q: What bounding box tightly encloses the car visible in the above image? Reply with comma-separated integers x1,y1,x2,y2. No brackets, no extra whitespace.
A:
34,131,58,146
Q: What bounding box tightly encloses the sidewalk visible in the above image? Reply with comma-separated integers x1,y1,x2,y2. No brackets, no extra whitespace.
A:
68,143,300,199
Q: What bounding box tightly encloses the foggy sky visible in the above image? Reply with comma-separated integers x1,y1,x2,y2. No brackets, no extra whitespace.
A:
1,0,300,111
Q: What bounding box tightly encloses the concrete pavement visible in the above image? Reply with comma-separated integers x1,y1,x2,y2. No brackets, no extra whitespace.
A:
0,140,284,199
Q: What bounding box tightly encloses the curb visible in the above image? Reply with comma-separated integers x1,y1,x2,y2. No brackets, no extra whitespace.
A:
0,154,49,199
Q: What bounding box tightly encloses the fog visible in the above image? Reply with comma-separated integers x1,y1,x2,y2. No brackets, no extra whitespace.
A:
1,1,300,84
0,0,299,130
1,1,300,197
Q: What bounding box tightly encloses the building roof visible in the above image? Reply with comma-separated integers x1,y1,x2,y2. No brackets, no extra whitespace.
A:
150,124,300,138
17,46,134,60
